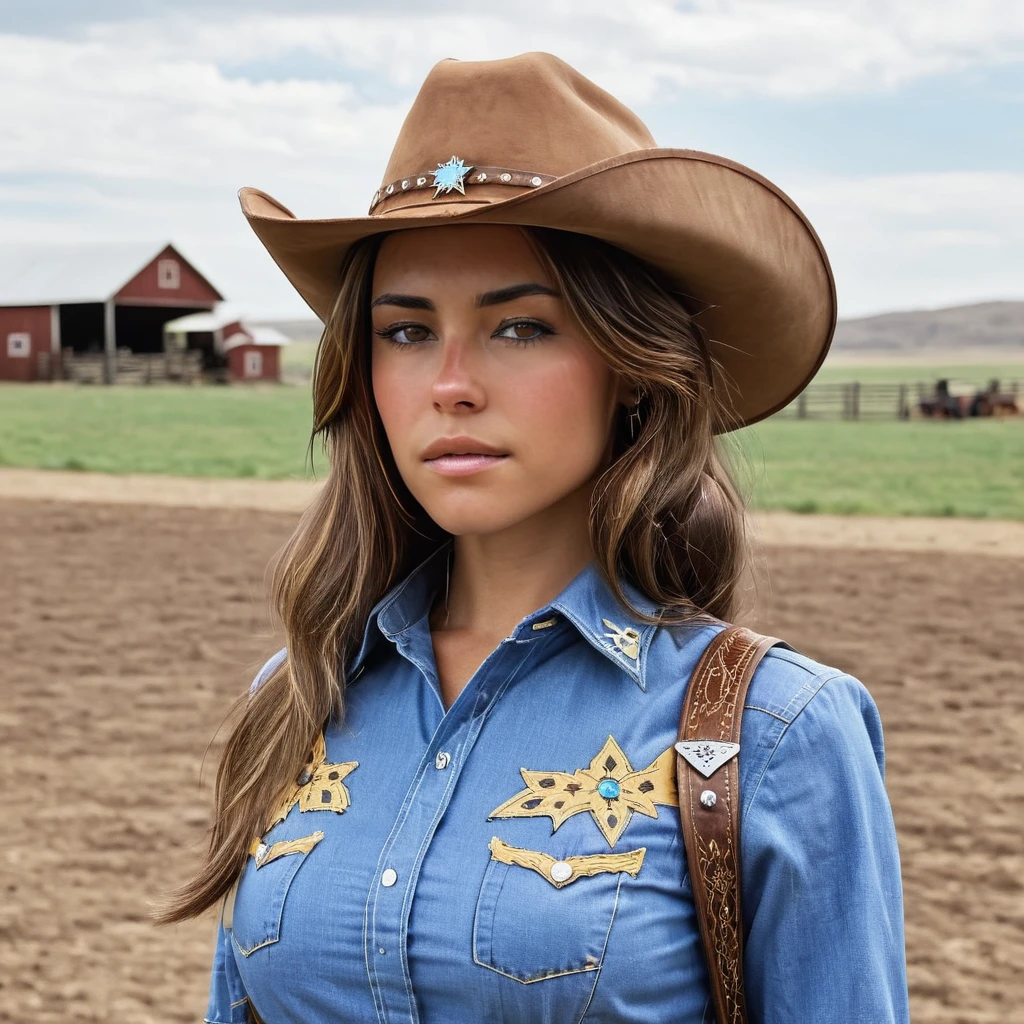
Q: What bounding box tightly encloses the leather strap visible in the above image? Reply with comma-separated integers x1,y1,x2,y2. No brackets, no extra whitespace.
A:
676,625,785,1024
245,997,266,1024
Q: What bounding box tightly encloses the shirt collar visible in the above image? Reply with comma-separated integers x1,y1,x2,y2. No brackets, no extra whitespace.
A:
348,538,661,691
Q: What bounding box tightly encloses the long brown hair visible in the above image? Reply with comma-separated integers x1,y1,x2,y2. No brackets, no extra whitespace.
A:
156,224,748,923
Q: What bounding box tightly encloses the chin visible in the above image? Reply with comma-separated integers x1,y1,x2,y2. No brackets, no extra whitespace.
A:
422,509,528,537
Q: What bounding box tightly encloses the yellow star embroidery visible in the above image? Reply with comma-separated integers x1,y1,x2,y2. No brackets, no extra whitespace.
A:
487,735,677,848
266,732,358,830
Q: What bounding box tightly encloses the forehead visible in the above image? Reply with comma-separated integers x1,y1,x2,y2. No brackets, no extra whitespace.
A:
372,224,551,294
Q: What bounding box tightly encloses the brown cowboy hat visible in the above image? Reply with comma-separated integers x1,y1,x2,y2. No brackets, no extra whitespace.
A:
238,51,836,429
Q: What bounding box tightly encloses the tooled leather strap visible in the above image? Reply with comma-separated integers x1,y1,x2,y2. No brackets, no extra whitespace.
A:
676,625,785,1024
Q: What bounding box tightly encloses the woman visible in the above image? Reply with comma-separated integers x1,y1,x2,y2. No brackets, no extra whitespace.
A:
160,52,909,1023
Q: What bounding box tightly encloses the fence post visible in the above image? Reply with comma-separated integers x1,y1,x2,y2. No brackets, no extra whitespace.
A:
897,384,908,420
797,392,808,419
851,380,860,420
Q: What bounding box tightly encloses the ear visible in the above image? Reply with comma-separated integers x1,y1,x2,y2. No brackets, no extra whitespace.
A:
612,371,640,408
616,383,641,407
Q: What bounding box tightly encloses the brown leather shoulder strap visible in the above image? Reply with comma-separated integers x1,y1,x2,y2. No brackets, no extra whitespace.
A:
676,625,785,1024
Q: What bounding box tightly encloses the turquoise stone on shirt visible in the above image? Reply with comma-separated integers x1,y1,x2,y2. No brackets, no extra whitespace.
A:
598,778,621,800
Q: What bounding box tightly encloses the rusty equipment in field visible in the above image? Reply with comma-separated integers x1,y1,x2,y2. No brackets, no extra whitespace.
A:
968,379,1020,417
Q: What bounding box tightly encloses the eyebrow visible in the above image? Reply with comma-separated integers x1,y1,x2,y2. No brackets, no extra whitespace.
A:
370,282,561,311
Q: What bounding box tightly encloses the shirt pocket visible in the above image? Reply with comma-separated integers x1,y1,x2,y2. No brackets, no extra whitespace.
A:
472,836,643,983
231,830,324,957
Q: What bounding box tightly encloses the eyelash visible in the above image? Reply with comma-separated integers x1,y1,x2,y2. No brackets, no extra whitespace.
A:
373,317,555,349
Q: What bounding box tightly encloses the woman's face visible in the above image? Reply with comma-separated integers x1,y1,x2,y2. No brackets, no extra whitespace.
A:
370,224,633,538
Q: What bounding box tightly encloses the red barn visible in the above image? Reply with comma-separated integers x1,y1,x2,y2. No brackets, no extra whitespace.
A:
0,242,223,383
163,305,288,382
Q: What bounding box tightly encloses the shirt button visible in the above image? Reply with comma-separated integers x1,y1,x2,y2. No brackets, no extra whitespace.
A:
549,860,573,883
381,868,398,887
435,751,451,770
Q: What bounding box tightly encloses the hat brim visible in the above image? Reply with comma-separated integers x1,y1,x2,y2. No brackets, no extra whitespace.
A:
239,147,836,430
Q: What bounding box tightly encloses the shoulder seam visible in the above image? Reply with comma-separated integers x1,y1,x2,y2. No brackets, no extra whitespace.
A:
743,669,850,810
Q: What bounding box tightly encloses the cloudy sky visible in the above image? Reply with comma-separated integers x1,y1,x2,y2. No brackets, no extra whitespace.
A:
2,1,1022,319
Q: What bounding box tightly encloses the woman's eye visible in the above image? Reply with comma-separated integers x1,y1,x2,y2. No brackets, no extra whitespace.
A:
374,323,432,347
493,319,553,345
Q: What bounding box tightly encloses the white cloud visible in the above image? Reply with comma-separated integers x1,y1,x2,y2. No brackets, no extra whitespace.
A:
793,170,1024,314
0,2,1022,317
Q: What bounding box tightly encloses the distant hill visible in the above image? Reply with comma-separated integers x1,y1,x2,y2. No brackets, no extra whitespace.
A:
261,300,1024,356
258,318,324,344
832,301,1024,355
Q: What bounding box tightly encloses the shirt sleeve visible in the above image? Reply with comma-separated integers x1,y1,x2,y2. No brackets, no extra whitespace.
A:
741,672,910,1024
204,914,250,1024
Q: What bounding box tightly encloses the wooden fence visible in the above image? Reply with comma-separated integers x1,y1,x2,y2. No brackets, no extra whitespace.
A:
61,349,205,385
773,380,1022,420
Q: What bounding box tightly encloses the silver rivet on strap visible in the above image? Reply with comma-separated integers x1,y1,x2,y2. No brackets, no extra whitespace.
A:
700,789,717,809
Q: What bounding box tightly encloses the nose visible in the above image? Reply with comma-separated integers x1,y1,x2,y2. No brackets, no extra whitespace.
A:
430,331,486,413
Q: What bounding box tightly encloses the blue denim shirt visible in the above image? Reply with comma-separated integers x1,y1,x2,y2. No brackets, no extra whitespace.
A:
205,540,909,1023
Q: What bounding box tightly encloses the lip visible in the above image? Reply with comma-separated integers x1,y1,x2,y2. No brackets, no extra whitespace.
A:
421,434,509,461
424,453,510,477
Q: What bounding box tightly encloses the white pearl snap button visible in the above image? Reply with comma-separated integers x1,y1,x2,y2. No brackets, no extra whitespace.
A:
549,860,573,883
381,868,398,887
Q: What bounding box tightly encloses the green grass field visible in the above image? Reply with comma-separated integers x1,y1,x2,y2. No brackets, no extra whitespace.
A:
0,383,317,479
2,377,1021,519
733,419,1022,519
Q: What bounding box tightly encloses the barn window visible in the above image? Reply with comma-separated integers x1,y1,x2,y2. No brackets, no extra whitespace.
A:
244,350,263,377
157,258,181,289
7,332,30,357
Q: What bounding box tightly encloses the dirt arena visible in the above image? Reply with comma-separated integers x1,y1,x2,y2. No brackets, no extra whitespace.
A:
1,478,1021,1023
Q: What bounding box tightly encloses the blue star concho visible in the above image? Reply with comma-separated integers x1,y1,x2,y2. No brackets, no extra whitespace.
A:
431,155,473,198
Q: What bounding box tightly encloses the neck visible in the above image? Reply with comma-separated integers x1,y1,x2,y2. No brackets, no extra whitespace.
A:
429,481,596,639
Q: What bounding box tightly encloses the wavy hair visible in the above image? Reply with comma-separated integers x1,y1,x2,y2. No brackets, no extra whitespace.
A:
156,224,748,923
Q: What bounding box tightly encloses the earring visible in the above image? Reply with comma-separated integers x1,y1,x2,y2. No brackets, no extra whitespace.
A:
627,390,644,441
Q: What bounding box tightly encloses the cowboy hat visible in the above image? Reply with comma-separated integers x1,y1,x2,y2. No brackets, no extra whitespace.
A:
238,51,836,429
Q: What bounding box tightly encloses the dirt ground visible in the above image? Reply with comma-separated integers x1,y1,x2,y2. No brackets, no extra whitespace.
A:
0,488,1021,1023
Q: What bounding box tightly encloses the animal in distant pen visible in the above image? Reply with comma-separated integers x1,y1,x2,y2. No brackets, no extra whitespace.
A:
968,379,1020,417
918,379,969,419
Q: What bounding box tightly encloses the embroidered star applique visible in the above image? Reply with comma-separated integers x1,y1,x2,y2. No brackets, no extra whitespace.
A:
487,735,677,848
266,732,358,829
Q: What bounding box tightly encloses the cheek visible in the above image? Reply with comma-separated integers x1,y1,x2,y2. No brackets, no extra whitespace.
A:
516,358,611,459
371,353,415,437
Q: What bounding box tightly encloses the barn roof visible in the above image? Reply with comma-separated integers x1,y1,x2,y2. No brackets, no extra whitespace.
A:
0,241,207,306
163,303,244,333
223,325,291,351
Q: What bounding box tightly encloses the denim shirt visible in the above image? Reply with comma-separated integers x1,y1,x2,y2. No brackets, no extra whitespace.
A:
204,540,909,1024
